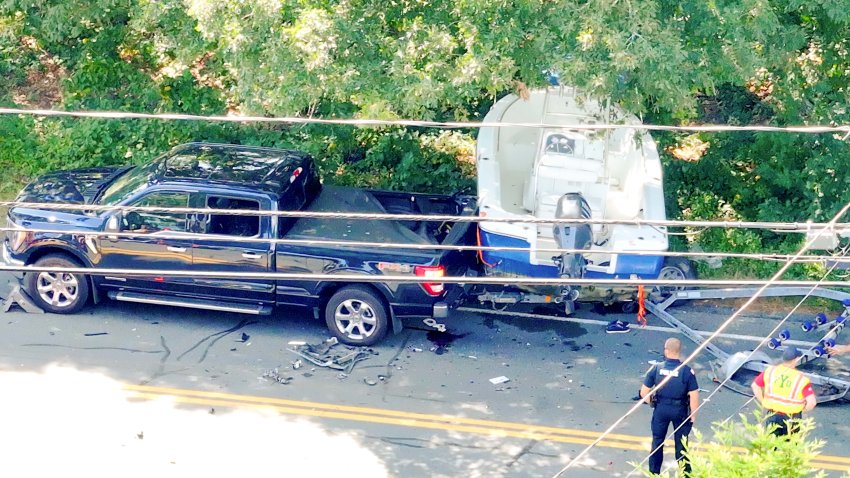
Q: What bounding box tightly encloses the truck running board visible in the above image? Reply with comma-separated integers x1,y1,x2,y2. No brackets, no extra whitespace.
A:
107,291,273,315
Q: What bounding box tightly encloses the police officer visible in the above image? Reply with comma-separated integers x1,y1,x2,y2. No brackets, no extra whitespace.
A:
750,346,816,436
640,338,699,476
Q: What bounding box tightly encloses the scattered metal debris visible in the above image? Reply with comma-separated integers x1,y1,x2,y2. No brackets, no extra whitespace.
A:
423,318,447,332
262,368,293,384
291,359,302,370
1,284,44,314
289,337,377,374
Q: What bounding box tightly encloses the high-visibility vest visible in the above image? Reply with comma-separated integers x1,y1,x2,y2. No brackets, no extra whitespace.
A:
761,365,810,415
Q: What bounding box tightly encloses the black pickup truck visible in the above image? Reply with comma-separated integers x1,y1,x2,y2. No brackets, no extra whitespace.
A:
3,143,478,344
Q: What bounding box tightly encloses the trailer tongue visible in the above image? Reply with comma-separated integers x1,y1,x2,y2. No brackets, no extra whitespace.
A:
648,287,850,403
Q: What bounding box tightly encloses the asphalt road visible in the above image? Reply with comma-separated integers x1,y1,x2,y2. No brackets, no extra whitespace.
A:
1,272,848,477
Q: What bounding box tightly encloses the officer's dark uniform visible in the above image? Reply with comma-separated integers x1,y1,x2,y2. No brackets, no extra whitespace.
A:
644,358,699,476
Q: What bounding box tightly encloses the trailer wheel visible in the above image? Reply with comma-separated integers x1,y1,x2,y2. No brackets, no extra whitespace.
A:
324,286,389,346
24,254,90,314
655,257,696,298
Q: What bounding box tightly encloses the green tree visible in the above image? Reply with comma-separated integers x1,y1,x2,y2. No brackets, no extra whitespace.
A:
638,413,843,478
2,0,850,267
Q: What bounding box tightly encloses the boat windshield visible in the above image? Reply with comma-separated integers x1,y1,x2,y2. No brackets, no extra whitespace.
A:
544,133,577,155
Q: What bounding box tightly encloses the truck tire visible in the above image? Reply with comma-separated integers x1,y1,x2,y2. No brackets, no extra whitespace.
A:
24,254,90,314
324,286,389,346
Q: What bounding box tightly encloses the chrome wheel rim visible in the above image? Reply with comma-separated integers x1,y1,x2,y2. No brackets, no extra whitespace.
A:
334,299,377,340
36,271,79,308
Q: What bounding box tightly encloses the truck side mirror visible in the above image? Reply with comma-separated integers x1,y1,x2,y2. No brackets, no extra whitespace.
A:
105,213,121,240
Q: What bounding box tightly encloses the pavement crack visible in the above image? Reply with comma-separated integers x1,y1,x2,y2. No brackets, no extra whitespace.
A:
159,335,171,363
369,435,500,452
138,366,193,385
139,336,177,385
177,319,257,363
504,440,539,468
373,436,429,449
380,331,411,402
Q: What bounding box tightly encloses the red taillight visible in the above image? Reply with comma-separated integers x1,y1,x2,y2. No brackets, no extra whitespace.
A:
289,167,303,183
415,265,445,296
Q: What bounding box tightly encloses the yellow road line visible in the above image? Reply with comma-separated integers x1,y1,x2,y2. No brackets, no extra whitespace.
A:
124,384,850,471
125,383,648,443
127,392,650,451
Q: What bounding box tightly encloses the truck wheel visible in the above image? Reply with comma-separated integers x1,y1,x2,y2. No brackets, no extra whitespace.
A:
24,254,90,314
325,286,389,346
655,257,696,297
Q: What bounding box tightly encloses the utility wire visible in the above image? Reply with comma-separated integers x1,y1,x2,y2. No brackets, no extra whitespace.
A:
5,264,850,288
5,225,845,264
1,107,850,135
550,200,850,477
4,200,850,231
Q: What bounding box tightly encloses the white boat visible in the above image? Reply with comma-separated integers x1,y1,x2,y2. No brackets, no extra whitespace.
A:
476,86,672,296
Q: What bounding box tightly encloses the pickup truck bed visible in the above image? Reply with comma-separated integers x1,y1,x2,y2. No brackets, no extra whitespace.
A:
289,186,465,246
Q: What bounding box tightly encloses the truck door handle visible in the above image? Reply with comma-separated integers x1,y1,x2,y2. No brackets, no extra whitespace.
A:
242,252,263,259
166,246,187,253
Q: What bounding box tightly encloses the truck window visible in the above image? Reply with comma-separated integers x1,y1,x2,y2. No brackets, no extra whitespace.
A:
124,192,189,232
206,196,260,237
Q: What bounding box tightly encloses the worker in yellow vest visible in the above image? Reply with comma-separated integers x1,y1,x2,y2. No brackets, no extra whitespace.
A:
750,347,816,436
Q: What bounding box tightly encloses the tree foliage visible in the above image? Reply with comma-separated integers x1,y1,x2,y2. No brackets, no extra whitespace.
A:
640,413,841,478
1,0,850,275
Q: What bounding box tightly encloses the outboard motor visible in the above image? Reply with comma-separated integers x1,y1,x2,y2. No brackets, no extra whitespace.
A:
552,193,593,314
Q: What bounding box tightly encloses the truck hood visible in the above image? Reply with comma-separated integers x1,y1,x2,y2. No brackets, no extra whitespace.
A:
16,167,127,204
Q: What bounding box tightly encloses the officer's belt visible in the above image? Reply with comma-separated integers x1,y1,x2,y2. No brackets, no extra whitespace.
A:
655,397,688,405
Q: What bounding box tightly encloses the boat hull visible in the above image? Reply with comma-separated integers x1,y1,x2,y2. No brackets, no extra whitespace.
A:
479,226,665,281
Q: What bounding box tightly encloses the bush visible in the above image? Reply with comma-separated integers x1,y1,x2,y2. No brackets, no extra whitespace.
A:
636,412,838,478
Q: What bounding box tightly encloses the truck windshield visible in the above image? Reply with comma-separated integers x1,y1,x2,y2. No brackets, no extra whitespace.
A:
97,162,160,206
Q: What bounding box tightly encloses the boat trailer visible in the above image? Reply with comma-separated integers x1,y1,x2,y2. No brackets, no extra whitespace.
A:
647,287,850,403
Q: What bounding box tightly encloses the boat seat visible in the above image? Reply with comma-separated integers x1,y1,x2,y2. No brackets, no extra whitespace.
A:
536,182,608,234
523,153,605,213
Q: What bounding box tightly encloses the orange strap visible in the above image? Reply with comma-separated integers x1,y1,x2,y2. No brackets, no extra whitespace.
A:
637,285,647,326
476,226,497,268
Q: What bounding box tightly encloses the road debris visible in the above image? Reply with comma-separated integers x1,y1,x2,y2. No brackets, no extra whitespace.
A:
291,359,302,370
1,284,44,314
262,368,293,384
423,318,447,332
489,376,510,385
289,337,377,374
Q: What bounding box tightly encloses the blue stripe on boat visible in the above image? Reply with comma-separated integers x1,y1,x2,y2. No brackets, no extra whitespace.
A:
480,227,665,279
